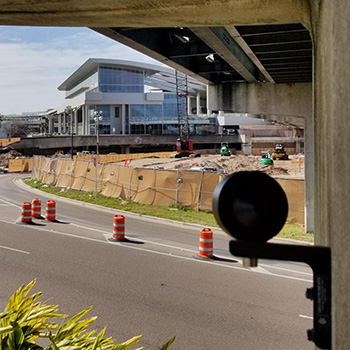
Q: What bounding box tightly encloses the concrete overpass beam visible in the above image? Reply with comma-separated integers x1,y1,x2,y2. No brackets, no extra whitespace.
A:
212,82,312,119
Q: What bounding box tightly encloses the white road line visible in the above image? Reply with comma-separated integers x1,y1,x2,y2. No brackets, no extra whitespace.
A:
0,197,21,208
258,263,313,276
0,245,30,254
72,223,312,277
2,218,313,283
299,314,313,320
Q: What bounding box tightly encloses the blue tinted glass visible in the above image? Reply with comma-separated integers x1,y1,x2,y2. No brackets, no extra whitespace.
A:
99,67,144,93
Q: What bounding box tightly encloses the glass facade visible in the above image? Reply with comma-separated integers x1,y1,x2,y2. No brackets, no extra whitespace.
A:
99,67,144,93
77,65,213,136
89,105,111,134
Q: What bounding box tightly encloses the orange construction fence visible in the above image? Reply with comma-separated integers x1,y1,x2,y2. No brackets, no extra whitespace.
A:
32,155,305,225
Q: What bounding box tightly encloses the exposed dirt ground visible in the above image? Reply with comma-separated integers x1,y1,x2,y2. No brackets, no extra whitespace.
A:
118,153,305,179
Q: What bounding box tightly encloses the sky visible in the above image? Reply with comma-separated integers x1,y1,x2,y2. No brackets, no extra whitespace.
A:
0,26,162,115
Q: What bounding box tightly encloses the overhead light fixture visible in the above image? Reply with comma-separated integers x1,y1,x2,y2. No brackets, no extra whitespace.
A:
174,34,190,43
205,54,215,63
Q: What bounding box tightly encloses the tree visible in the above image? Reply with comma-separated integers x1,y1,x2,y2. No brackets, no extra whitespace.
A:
0,280,175,350
39,121,48,134
3,122,30,138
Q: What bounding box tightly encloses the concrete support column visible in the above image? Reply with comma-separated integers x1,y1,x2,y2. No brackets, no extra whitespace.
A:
187,96,192,115
48,117,54,134
206,84,217,115
313,1,350,348
63,113,67,134
75,109,78,135
304,116,314,233
121,104,126,135
57,114,62,134
196,93,201,115
84,105,89,135
121,145,130,154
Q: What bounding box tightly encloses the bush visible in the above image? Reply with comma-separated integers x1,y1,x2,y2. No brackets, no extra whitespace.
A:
0,280,175,350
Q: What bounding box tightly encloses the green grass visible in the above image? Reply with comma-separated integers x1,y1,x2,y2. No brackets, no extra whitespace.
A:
24,178,313,243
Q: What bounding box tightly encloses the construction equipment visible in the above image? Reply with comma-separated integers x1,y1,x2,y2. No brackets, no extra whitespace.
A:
220,142,231,156
260,150,273,165
272,143,289,160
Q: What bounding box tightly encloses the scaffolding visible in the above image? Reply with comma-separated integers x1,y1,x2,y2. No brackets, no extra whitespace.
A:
175,70,189,140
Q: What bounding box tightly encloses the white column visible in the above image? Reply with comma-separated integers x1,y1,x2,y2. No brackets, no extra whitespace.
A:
58,114,62,134
196,93,201,115
187,96,192,115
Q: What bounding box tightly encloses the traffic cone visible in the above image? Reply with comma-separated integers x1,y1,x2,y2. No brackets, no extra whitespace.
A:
197,228,214,258
21,202,32,223
111,215,125,240
45,200,56,221
31,198,42,218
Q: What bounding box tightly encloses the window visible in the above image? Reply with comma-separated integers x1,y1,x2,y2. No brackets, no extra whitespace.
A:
99,67,144,93
115,107,120,118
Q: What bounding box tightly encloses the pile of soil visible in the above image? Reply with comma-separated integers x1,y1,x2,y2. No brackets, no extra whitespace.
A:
0,150,22,168
115,153,304,179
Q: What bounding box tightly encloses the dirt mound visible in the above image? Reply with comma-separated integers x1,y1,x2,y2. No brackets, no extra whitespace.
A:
114,153,304,179
0,150,22,168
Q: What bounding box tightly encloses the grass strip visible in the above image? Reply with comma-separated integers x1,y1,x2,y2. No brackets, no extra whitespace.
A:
24,179,314,243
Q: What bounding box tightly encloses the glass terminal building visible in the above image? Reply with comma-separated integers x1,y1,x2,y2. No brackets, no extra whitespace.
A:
52,59,216,136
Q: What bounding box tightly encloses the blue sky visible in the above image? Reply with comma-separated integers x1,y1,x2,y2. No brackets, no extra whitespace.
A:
0,26,161,115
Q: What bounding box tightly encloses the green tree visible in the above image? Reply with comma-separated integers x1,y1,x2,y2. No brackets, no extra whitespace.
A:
38,122,48,134
0,280,175,350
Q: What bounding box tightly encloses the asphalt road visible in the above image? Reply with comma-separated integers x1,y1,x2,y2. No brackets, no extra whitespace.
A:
0,173,314,349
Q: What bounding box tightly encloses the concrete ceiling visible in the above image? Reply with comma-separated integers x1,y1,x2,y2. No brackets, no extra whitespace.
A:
1,1,312,86
94,24,312,85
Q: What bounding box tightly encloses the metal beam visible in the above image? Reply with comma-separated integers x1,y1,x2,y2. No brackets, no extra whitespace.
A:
92,27,211,84
189,27,261,82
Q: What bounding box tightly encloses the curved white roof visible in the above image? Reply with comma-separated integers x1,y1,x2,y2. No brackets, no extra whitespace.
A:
58,58,206,94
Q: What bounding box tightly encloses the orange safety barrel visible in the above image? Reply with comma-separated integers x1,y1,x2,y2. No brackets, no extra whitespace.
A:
31,198,41,218
21,202,32,223
112,215,125,240
198,228,214,258
45,200,56,221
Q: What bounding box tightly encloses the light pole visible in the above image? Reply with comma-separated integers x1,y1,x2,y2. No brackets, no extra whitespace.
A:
94,111,103,158
93,110,103,195
65,106,76,159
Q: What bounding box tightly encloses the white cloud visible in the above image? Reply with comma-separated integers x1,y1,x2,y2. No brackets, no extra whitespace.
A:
0,27,161,114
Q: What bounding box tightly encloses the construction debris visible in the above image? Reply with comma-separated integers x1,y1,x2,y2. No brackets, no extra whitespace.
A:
115,153,304,179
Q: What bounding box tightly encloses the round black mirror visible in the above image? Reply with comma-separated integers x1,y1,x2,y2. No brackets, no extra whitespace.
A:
213,171,288,244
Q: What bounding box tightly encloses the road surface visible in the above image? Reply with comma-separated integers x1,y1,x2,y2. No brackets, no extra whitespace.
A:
0,173,313,349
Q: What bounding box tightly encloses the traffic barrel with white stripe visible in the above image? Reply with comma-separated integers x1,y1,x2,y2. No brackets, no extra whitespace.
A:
31,198,41,218
198,228,214,258
45,200,56,221
112,215,125,240
21,202,32,223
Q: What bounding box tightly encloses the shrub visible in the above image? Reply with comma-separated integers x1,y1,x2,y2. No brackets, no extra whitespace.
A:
0,280,175,350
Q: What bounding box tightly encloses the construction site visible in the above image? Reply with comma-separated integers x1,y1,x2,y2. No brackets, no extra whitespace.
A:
113,152,304,179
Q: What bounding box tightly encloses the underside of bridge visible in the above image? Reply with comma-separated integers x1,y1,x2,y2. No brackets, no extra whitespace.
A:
94,24,312,85
1,0,350,349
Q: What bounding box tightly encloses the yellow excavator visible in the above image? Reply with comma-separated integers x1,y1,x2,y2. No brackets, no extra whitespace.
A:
272,143,289,160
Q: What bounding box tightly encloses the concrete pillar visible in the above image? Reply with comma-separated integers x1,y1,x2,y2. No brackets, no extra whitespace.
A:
48,117,54,134
57,114,62,134
121,145,130,154
206,84,218,115
121,104,125,135
196,93,201,115
304,116,314,234
74,109,78,135
187,96,192,115
312,1,350,348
